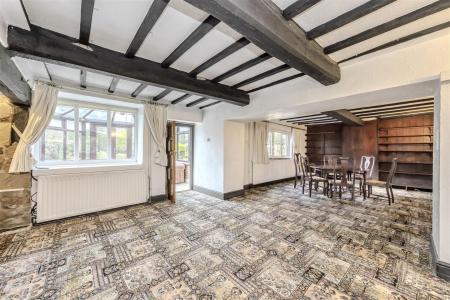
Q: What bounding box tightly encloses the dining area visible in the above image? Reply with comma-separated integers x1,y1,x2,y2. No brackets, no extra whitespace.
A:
294,153,398,205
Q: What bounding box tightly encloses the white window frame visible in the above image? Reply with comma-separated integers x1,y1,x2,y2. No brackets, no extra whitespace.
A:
268,130,292,159
34,98,143,168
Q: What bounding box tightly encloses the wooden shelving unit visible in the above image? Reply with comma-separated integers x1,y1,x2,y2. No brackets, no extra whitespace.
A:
305,124,342,164
377,114,433,190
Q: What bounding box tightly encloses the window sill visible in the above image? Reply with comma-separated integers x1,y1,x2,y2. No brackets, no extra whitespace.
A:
32,162,144,176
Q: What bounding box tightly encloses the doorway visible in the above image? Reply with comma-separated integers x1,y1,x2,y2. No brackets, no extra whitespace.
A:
175,123,193,192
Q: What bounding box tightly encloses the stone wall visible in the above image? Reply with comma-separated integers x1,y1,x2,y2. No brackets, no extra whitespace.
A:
0,95,30,232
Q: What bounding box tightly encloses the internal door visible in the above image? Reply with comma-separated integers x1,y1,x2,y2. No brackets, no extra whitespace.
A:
166,121,176,202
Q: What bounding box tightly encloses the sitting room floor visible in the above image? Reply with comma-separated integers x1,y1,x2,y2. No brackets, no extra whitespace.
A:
0,182,449,299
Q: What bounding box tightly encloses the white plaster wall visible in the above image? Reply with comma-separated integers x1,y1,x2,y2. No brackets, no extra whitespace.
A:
168,105,202,123
224,121,245,193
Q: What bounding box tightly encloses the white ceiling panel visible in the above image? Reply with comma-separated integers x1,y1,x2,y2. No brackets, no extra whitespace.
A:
89,0,153,53
240,68,300,91
198,43,264,80
271,0,298,10
45,63,81,86
293,0,369,31
220,57,284,86
330,8,450,62
85,72,112,90
316,0,438,48
22,0,81,38
115,79,141,95
136,1,208,63
12,57,49,87
139,85,166,98
0,0,30,31
171,23,241,73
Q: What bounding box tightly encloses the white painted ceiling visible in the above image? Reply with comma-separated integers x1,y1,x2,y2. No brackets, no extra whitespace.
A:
1,0,449,109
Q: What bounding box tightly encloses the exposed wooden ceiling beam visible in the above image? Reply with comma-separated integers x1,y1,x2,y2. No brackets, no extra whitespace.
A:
323,109,364,126
189,37,250,77
153,88,172,101
43,62,53,81
161,15,220,68
80,69,87,88
212,53,271,83
108,77,119,93
131,83,146,97
233,64,290,89
8,26,249,106
79,0,95,45
338,21,450,63
349,98,433,111
246,73,304,93
200,100,221,109
324,0,450,54
171,93,191,105
125,0,169,58
280,113,323,121
282,0,320,19
307,0,395,39
185,0,340,85
352,102,434,115
186,97,207,107
355,106,434,117
286,116,333,122
0,44,30,105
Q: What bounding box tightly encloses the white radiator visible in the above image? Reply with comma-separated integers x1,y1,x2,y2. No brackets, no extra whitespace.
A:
36,169,148,223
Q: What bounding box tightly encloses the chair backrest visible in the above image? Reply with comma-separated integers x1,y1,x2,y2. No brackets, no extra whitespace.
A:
359,156,376,178
323,155,338,166
293,153,301,177
300,156,312,178
386,157,398,185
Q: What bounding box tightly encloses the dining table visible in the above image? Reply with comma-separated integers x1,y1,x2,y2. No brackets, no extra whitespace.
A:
309,163,367,200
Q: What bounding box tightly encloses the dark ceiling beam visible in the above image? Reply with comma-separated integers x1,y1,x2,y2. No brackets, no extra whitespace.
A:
361,110,434,119
171,93,191,105
233,64,290,88
161,15,220,68
80,69,87,88
185,0,340,85
200,100,221,109
323,109,364,126
339,21,450,63
8,26,249,106
131,83,146,97
0,45,30,105
43,62,53,81
212,53,271,83
280,113,323,121
352,102,434,115
125,0,169,58
247,73,304,93
189,37,250,77
355,105,434,117
79,0,95,45
307,0,395,39
286,116,333,122
186,97,207,107
349,98,433,111
282,0,320,19
324,0,450,54
153,88,172,101
108,77,119,93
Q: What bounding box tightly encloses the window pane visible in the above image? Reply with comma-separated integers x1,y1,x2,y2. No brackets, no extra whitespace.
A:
111,111,135,159
176,126,190,161
79,108,108,160
40,105,75,161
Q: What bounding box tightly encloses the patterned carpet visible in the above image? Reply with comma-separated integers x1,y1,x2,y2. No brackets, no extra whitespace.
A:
0,182,449,299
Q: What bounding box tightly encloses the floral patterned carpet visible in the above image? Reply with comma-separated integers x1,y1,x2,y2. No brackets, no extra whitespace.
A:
0,182,449,299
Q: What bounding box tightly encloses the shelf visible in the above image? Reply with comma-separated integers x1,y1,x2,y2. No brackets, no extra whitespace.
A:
378,125,433,130
378,150,433,153
378,142,433,145
379,170,432,176
306,132,336,135
378,134,433,138
379,161,433,165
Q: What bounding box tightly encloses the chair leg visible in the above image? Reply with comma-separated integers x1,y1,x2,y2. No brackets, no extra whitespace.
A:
390,186,394,203
309,181,312,197
386,186,391,205
339,186,342,199
302,181,305,194
294,176,297,188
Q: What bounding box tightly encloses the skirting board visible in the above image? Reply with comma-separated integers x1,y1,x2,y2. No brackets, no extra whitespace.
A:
193,185,244,200
431,236,450,281
245,177,295,189
150,194,167,203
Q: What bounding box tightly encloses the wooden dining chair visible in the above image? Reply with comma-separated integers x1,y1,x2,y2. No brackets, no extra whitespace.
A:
329,166,356,201
366,158,398,205
300,156,328,197
355,156,376,196
293,153,302,188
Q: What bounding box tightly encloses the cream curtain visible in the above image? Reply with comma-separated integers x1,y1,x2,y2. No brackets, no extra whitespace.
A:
9,83,59,173
144,103,168,167
293,128,305,154
252,121,269,164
